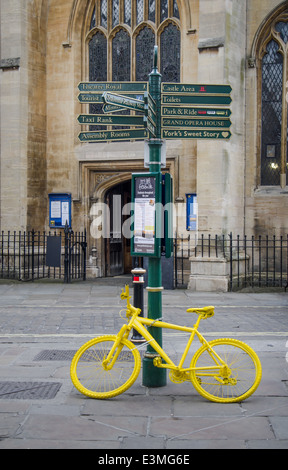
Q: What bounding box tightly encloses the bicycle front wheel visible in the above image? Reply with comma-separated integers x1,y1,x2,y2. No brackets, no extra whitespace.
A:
190,338,262,403
70,335,141,399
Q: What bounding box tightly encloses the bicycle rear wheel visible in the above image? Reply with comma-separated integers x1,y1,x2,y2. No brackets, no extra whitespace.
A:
70,335,141,399
190,338,262,403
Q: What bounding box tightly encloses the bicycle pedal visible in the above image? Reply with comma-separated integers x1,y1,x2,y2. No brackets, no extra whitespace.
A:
153,356,162,367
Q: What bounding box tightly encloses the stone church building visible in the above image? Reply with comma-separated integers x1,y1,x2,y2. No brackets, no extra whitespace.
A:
0,0,288,288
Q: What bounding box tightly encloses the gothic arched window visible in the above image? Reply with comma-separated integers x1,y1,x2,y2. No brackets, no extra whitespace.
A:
88,0,180,83
112,29,131,81
259,15,288,187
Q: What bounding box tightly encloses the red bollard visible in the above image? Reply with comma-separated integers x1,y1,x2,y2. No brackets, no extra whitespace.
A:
131,267,146,343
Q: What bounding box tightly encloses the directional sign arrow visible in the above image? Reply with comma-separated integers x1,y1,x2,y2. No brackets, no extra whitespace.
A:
162,83,232,95
78,93,104,103
161,129,231,140
79,81,148,93
102,104,126,114
161,106,232,118
102,92,145,112
144,91,156,115
78,128,148,142
162,117,232,129
143,116,156,137
162,95,232,106
78,92,144,104
78,114,145,126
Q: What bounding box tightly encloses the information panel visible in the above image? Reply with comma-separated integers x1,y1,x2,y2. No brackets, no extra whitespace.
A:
186,193,197,231
49,193,72,229
131,173,161,257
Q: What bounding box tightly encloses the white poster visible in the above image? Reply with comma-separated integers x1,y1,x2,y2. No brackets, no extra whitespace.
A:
61,201,70,226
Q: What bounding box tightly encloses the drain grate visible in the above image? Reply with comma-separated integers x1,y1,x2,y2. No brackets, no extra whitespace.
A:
34,348,144,362
0,381,62,399
33,350,77,361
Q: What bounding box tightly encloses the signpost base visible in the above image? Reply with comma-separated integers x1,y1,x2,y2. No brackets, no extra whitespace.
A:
142,355,167,387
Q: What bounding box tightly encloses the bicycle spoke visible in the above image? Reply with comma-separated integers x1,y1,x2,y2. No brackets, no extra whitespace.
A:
190,339,261,403
71,336,141,398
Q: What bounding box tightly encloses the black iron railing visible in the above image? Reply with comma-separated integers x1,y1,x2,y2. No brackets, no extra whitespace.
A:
228,233,288,291
1,230,287,290
174,233,288,291
0,229,87,282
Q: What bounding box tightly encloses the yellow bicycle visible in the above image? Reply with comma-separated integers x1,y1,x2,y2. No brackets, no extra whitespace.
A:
70,285,262,403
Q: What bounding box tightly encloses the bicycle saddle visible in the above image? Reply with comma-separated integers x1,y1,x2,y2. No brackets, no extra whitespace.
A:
187,306,214,319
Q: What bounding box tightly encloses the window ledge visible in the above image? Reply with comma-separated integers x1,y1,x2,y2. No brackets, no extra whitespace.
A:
254,186,288,196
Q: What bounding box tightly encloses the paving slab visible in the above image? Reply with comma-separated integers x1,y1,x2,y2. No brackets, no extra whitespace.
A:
150,416,274,441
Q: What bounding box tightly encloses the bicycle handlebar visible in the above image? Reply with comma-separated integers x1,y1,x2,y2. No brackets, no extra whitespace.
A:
120,285,141,318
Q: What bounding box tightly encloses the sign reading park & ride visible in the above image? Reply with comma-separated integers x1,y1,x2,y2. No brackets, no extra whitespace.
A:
161,106,232,118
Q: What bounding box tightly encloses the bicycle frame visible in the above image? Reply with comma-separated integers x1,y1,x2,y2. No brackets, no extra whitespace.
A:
117,313,226,376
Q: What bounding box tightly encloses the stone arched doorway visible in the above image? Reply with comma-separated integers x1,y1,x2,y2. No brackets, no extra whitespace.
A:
104,180,132,276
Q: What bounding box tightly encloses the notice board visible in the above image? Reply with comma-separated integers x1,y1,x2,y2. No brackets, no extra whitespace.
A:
131,173,161,257
49,193,71,229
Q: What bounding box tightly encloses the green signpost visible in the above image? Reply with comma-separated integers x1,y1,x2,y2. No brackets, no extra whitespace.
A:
76,46,233,388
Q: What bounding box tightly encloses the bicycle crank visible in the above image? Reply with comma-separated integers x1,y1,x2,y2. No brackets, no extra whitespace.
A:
169,370,191,383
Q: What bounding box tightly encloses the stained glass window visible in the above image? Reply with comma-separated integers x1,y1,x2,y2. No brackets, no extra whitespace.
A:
112,29,131,81
160,23,180,82
160,0,168,23
148,0,155,23
88,32,107,129
275,21,288,44
124,0,131,26
112,0,119,27
89,32,107,81
260,18,288,186
101,0,108,28
136,27,155,80
137,0,144,24
87,1,181,133
173,0,180,19
88,1,180,84
261,41,282,185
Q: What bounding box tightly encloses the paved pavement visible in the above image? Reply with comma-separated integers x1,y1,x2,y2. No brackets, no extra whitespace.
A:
0,277,287,450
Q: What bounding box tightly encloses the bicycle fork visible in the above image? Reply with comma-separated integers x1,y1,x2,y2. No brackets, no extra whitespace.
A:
102,324,130,370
